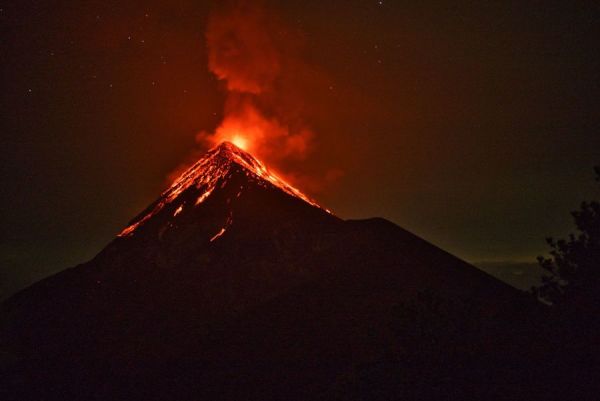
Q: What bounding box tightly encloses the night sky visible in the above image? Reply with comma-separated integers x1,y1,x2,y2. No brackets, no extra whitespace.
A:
2,0,599,298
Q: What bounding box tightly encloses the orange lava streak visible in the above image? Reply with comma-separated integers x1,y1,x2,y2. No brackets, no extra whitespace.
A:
210,228,226,242
118,141,327,237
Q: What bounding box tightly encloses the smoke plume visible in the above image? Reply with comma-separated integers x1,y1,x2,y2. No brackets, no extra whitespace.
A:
199,0,314,165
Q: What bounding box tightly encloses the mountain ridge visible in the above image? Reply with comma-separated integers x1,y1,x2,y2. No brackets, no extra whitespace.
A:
0,143,541,401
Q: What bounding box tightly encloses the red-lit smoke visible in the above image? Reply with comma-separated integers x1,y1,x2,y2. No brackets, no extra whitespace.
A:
199,0,313,165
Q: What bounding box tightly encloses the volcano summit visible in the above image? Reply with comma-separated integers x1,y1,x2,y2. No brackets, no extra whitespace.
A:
119,141,326,238
1,143,549,400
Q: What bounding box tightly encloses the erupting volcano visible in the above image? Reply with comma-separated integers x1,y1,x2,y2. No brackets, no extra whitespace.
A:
2,0,596,399
1,141,535,401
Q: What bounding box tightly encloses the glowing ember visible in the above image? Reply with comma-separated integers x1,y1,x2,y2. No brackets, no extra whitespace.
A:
211,213,234,242
196,189,213,205
210,228,226,242
118,141,327,237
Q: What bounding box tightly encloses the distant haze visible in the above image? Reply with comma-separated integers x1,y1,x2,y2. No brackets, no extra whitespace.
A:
474,262,545,291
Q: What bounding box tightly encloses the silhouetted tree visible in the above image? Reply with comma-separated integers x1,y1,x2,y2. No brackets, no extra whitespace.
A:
534,166,600,310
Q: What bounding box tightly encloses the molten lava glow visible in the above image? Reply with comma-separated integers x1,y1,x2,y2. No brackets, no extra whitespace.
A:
230,135,248,151
210,214,233,242
200,100,312,165
118,142,326,237
210,228,226,242
195,189,213,205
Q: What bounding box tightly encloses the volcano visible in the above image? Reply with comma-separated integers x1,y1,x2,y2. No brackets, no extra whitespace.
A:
1,142,552,400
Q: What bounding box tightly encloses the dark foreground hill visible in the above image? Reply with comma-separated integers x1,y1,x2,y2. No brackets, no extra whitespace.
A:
0,143,595,400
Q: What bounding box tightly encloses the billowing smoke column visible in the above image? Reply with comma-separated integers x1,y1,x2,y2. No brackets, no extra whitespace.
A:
200,0,313,166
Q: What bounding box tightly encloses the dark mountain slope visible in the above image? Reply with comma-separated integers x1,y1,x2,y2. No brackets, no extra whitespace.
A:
1,142,563,400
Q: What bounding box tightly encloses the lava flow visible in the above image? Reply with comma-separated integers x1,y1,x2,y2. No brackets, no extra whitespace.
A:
119,141,327,237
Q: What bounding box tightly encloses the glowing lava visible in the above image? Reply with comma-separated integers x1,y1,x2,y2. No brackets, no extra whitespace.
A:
118,141,327,237
230,135,248,150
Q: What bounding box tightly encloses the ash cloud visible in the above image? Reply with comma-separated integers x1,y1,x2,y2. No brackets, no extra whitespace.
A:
200,0,314,165
206,1,281,94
